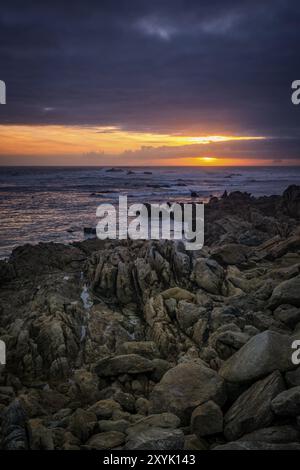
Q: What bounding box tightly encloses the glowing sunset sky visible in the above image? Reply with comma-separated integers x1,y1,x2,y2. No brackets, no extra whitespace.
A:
0,1,300,166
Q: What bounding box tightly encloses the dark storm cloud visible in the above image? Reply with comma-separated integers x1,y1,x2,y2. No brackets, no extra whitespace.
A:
0,0,300,160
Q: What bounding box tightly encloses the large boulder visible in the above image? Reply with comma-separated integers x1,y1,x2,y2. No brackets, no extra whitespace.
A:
219,330,294,383
224,371,285,441
161,287,195,302
214,441,300,450
271,386,300,417
98,419,129,434
68,409,97,442
87,399,121,419
113,390,136,413
149,361,226,424
125,428,184,450
85,431,125,450
117,341,159,359
239,425,300,443
274,304,300,328
191,401,223,437
126,413,180,437
211,244,250,266
269,276,300,309
94,354,155,377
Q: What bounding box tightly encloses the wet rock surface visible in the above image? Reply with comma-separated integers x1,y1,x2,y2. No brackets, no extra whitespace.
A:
0,186,300,450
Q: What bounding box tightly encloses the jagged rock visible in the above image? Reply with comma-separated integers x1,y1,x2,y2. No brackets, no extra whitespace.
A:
29,419,54,450
125,428,184,450
238,229,268,247
87,399,121,419
244,325,260,337
88,250,119,300
164,297,177,315
126,413,180,437
61,431,81,450
85,431,125,450
1,399,31,450
49,357,70,380
192,318,209,348
285,367,300,387
219,330,294,383
17,391,47,419
211,330,250,360
116,261,135,304
211,244,250,266
150,358,172,382
135,397,149,415
10,243,84,277
94,354,155,377
70,369,100,405
16,388,68,420
263,234,300,260
2,186,300,451
144,295,184,359
281,185,300,219
98,420,129,433
87,241,192,305
161,287,195,302
0,386,15,406
269,276,300,309
184,434,208,450
243,311,279,332
238,425,300,443
149,361,226,423
113,390,136,413
191,258,225,294
214,441,300,450
224,371,285,441
274,304,300,328
68,409,97,442
191,401,223,437
84,307,133,364
117,341,159,358
271,386,300,416
49,408,72,429
176,301,203,331
0,260,15,284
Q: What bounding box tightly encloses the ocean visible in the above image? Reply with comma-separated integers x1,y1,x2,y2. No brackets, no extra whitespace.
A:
0,165,300,258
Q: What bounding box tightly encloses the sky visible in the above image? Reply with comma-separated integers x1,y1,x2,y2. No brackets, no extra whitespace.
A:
0,0,300,166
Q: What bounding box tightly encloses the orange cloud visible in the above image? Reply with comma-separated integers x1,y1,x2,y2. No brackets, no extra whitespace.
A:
0,124,265,157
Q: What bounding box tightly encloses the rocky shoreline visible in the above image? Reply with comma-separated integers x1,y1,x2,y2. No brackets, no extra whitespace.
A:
0,185,300,450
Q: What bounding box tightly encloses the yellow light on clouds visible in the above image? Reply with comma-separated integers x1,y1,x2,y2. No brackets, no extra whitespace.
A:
0,124,266,156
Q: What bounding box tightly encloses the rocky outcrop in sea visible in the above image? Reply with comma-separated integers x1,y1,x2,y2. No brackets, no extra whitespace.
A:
0,185,300,450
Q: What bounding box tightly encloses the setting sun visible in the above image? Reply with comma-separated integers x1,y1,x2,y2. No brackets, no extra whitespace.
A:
197,157,217,164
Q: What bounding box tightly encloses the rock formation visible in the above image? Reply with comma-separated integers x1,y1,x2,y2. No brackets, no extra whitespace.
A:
0,186,300,450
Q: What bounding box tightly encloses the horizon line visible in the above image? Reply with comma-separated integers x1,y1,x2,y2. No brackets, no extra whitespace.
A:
1,164,300,168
